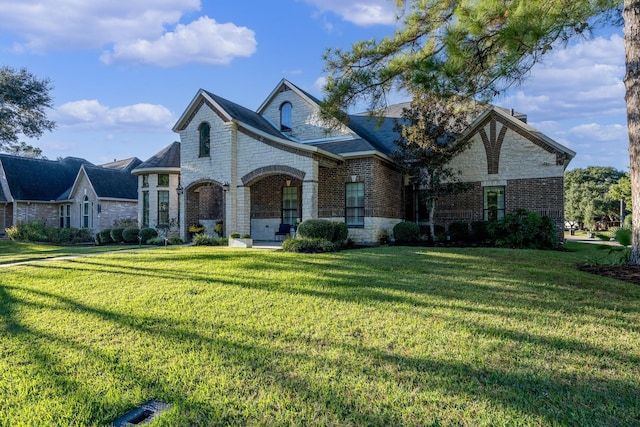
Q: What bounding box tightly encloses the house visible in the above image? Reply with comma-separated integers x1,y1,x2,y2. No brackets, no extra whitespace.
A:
167,78,575,243
0,154,140,235
131,141,181,233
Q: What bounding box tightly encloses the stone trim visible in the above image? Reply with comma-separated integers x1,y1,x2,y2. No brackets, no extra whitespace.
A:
478,118,507,174
237,126,313,158
242,165,306,186
177,98,229,131
185,177,226,191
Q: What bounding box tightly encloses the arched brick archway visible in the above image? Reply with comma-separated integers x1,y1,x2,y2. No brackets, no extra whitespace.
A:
184,179,224,239
241,165,305,186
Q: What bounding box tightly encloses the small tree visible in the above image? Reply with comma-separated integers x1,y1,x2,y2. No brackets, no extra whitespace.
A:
392,90,480,239
0,66,55,150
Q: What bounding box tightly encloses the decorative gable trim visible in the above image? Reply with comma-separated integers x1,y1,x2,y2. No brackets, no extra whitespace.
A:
173,90,232,132
477,118,508,174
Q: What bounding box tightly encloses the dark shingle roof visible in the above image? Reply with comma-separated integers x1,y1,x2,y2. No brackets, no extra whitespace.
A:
136,141,180,169
204,90,285,139
83,165,138,200
0,154,93,201
101,157,142,171
344,115,400,156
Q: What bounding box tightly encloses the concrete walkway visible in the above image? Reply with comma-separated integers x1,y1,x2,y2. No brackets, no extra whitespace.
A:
564,234,622,246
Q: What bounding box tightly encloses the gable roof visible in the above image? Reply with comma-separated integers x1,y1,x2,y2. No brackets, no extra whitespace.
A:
132,141,181,174
101,157,142,171
81,164,139,200
256,78,323,114
0,154,93,201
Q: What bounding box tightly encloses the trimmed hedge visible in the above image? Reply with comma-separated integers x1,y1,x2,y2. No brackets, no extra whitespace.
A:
110,228,124,243
470,221,490,243
297,219,335,241
393,221,420,243
282,237,336,253
488,209,557,249
448,222,469,242
122,227,140,243
332,221,349,244
6,221,92,244
98,229,113,244
192,233,228,246
139,227,158,244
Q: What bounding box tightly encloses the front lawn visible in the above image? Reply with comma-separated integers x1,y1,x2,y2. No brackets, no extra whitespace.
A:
0,240,141,265
0,243,638,425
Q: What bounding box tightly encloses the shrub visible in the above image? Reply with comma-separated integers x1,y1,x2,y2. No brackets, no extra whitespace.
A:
147,237,166,246
433,224,446,242
470,221,490,243
615,228,632,246
376,229,391,245
448,222,469,242
214,222,224,236
192,233,228,246
297,219,335,241
110,228,124,243
168,237,184,245
138,227,158,244
393,221,420,243
488,209,557,249
230,232,241,238
188,223,206,233
282,237,336,253
6,221,48,242
624,215,633,229
332,221,349,244
98,229,113,244
122,227,140,243
240,234,252,239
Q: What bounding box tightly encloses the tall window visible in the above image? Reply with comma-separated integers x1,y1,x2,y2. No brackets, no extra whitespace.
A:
142,191,150,227
484,186,505,222
157,174,169,186
199,122,210,157
345,182,365,227
142,174,149,187
280,102,292,132
59,205,70,228
282,186,298,225
82,196,90,228
157,191,169,225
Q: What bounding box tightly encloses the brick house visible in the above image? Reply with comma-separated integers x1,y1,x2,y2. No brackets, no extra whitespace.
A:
169,79,575,243
0,154,140,234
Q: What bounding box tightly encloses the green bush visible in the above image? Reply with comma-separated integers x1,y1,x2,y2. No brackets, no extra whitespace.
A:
624,215,633,229
488,209,557,249
6,221,92,244
192,233,228,246
168,237,184,245
122,227,140,243
448,222,469,242
433,224,446,242
393,221,420,243
332,221,349,244
110,228,124,243
147,237,166,246
282,237,336,253
240,234,252,239
376,229,391,245
98,229,113,244
297,219,335,241
138,227,158,244
615,228,632,246
470,221,490,243
230,232,241,238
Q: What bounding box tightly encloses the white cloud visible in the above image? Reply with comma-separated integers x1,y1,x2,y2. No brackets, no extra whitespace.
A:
0,0,199,52
100,16,256,67
498,34,625,121
53,100,174,130
303,0,398,26
568,123,628,142
0,1,257,66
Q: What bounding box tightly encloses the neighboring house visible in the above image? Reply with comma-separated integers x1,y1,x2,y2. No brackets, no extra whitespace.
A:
131,141,181,233
171,78,575,243
0,154,140,235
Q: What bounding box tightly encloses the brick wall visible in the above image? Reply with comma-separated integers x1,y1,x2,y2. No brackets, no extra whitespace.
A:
250,175,302,219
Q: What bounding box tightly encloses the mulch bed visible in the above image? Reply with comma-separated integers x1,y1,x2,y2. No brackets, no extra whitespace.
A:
576,264,640,286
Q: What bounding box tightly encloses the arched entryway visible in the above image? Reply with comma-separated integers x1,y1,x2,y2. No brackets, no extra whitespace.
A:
185,180,225,240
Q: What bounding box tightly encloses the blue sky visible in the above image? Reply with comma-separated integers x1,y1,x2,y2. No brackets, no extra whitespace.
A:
0,0,628,171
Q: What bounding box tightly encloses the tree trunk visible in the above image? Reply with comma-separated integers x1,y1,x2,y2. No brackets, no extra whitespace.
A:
428,200,436,241
624,0,640,264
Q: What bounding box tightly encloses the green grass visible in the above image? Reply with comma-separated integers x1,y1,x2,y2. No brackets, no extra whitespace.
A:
0,240,141,265
0,242,639,426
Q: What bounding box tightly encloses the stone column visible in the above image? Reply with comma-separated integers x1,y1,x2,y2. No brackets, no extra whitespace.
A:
236,186,251,235
302,161,319,220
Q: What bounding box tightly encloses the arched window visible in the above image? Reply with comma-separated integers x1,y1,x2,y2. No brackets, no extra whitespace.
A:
198,122,210,157
280,102,292,132
83,196,90,228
